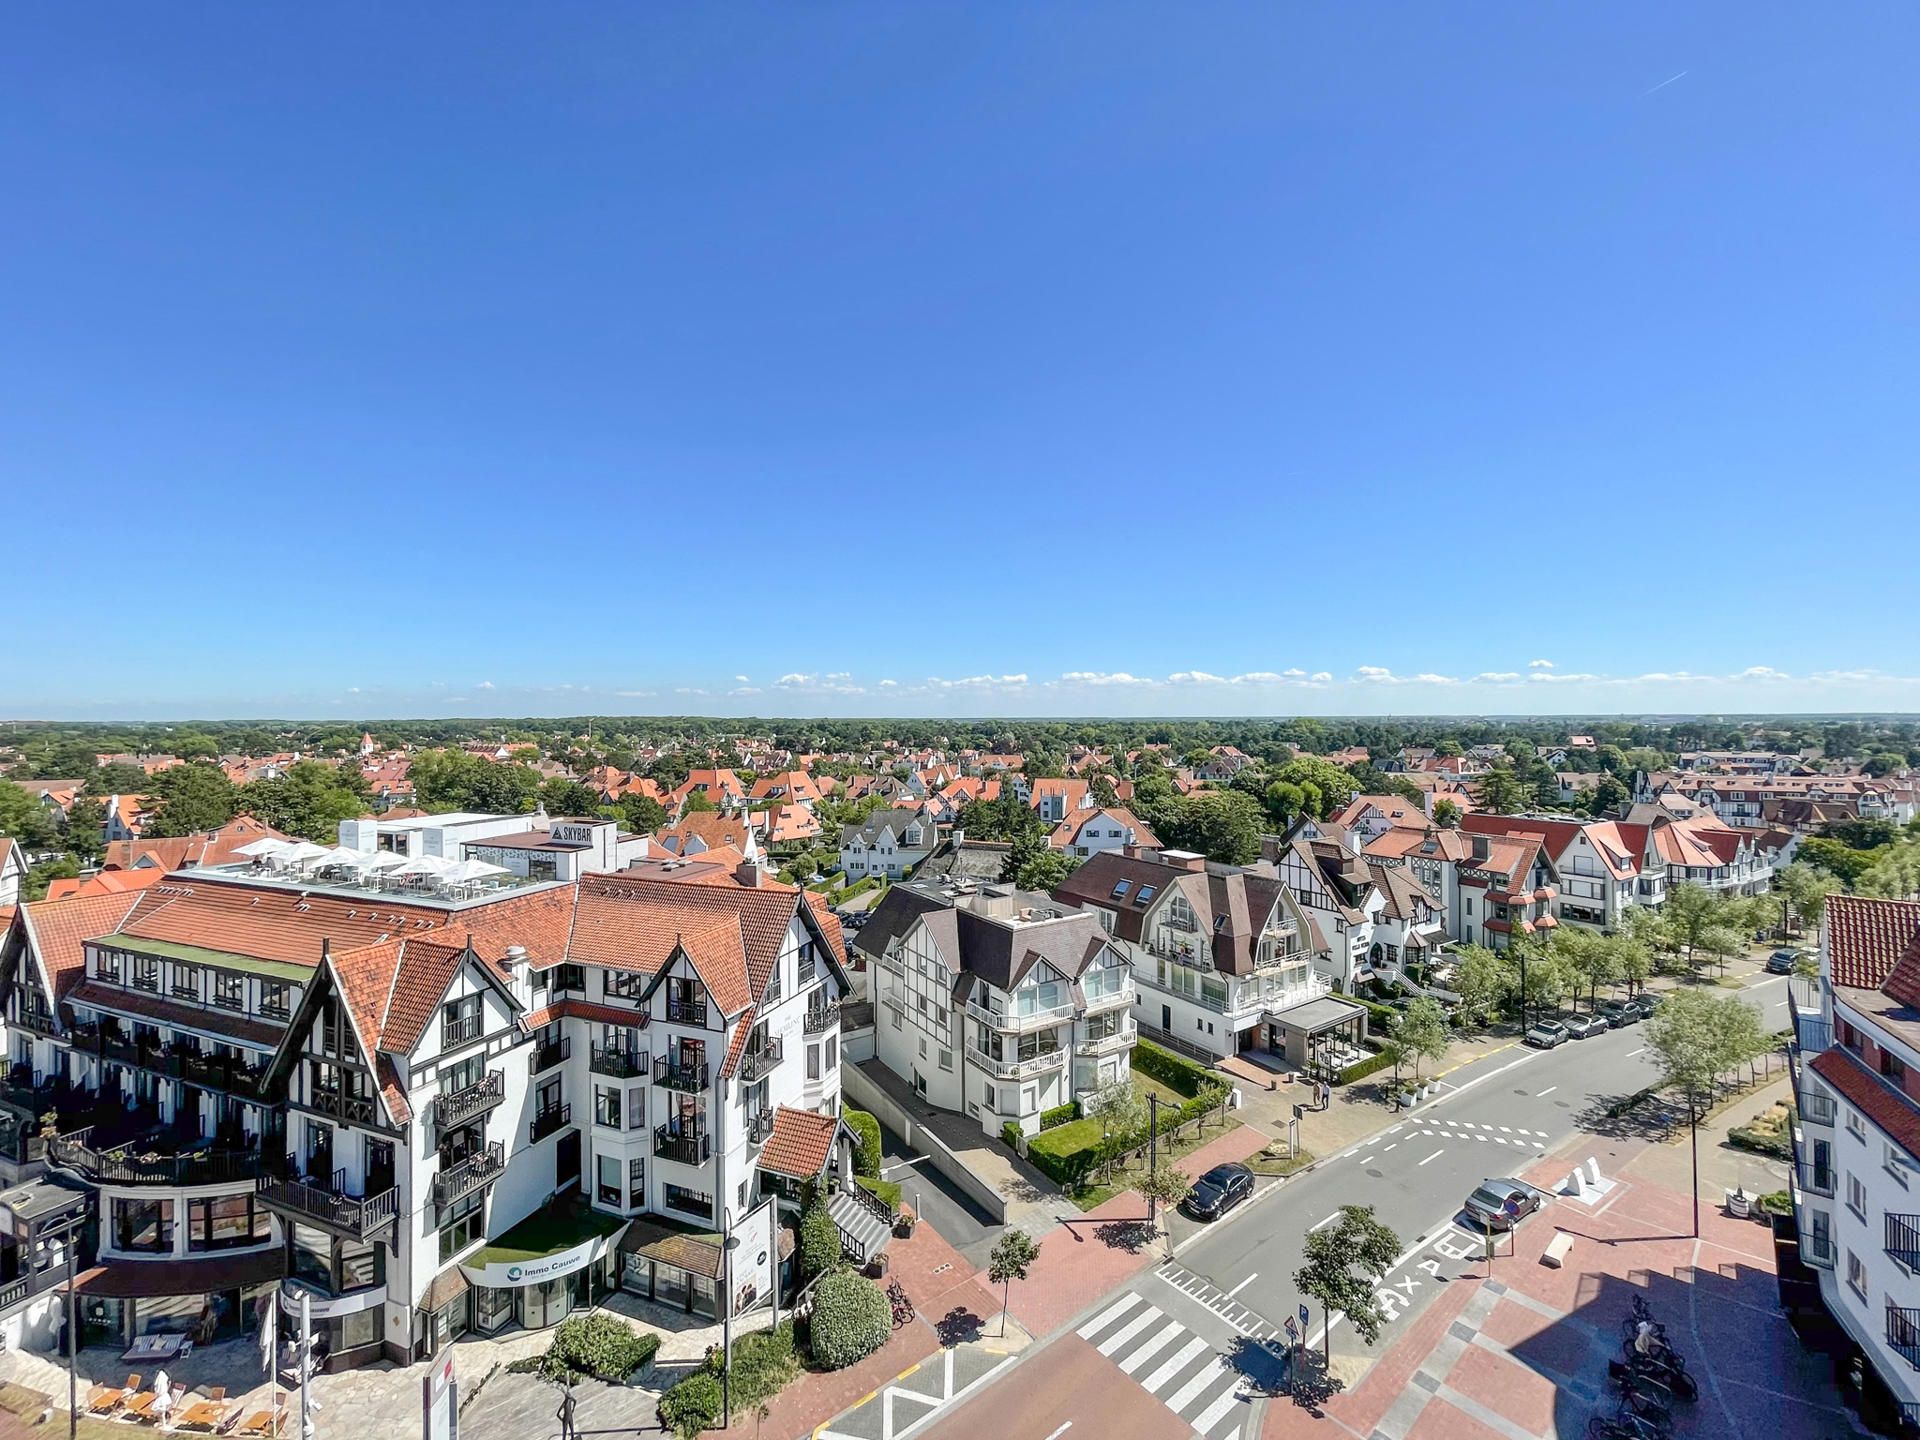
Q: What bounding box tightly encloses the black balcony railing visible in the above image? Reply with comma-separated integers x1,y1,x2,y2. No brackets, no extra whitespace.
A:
441,1013,483,1048
666,998,708,1027
529,1104,572,1144
589,1045,648,1079
1798,1089,1837,1126
530,1037,572,1074
49,1126,269,1186
653,1125,710,1165
803,1002,839,1036
433,1070,506,1128
256,1159,398,1242
655,1057,709,1092
740,1036,784,1082
1891,1303,1920,1372
1890,1214,1920,1272
433,1141,506,1208
308,1087,379,1126
746,1110,774,1145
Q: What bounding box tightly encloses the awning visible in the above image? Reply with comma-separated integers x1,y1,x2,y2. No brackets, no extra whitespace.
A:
76,1248,284,1297
1266,995,1368,1036
422,1267,470,1314
618,1219,724,1280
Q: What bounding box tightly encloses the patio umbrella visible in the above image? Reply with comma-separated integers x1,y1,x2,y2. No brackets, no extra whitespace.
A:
234,839,293,859
356,852,410,872
315,845,366,867
279,841,334,867
389,854,455,877
440,858,510,883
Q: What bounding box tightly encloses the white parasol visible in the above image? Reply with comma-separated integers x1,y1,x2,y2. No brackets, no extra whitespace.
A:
234,839,293,859
440,858,510,884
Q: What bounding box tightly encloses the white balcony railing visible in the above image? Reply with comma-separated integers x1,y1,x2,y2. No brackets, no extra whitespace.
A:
1081,981,1135,1015
1076,1019,1137,1056
974,1045,1068,1079
966,998,1075,1035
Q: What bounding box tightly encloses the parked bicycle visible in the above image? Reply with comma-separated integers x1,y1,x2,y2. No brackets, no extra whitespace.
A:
1586,1410,1671,1440
887,1279,915,1330
1610,1354,1698,1401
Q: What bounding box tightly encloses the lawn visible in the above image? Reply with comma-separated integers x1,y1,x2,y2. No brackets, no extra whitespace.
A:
470,1204,627,1268
0,1381,142,1440
1245,1144,1316,1177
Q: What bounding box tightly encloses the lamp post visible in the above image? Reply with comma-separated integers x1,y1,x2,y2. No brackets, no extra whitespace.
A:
720,1207,741,1429
63,1213,78,1440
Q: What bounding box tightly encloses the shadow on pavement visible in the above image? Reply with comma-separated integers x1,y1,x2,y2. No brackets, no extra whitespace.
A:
1272,1345,1345,1416
1089,1217,1156,1253
1571,1090,1679,1142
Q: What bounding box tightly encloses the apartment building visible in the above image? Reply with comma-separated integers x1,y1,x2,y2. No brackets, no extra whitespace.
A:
1787,895,1920,1430
853,881,1136,1136
1273,835,1448,992
1053,849,1355,1074
1048,805,1160,859
0,818,853,1369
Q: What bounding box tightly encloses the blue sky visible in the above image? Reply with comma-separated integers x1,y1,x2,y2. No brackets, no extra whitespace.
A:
4,4,1917,720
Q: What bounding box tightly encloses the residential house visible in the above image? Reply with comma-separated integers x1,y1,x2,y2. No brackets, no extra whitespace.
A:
838,809,935,882
1047,806,1161,859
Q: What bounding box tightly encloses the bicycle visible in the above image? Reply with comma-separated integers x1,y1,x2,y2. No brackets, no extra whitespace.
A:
1610,1353,1698,1401
1587,1411,1670,1440
887,1279,915,1330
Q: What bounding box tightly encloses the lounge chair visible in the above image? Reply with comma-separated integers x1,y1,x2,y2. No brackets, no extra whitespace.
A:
86,1386,127,1415
233,1406,287,1436
118,1390,158,1422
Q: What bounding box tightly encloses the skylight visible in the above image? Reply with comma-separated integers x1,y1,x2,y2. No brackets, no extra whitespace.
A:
1111,880,1131,899
1134,885,1155,905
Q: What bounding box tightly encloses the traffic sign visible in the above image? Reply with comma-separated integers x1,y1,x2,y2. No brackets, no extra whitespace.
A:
1504,1195,1523,1218
1298,1304,1310,1329
1283,1316,1297,1338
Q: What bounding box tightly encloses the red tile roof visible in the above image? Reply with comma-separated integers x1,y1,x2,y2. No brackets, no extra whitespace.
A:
16,890,146,1003
1827,895,1920,991
757,1105,841,1180
1811,1045,1920,1160
101,816,292,873
67,978,284,1048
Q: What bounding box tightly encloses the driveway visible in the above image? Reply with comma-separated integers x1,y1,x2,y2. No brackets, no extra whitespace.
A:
878,1122,1002,1269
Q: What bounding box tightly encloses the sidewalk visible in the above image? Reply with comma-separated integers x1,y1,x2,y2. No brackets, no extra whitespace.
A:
1623,1073,1793,1204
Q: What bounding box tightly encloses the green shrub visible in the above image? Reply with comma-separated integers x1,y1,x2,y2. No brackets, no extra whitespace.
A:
658,1370,722,1440
1337,1050,1396,1085
1000,1120,1024,1152
1129,1038,1213,1098
855,1175,902,1213
1757,1189,1793,1217
1038,1102,1079,1131
1728,1124,1793,1160
800,1196,842,1278
808,1268,890,1370
844,1109,883,1180
1024,1116,1105,1189
539,1312,659,1383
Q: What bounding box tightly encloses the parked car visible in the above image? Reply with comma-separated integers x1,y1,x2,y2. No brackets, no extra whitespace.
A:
1596,997,1641,1027
1182,1162,1255,1221
1563,1013,1610,1039
1463,1178,1542,1231
1524,1020,1570,1049
1766,948,1805,975
1629,992,1662,1019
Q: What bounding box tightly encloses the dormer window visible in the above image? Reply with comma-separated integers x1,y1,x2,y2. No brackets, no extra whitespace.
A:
1111,880,1132,900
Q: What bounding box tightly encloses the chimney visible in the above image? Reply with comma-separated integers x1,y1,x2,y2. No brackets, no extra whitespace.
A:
1163,850,1206,873
499,943,532,1008
735,859,765,889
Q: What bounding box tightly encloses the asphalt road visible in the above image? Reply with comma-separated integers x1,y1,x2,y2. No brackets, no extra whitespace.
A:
1171,972,1796,1365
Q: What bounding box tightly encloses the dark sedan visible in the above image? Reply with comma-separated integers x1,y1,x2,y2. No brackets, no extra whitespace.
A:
1766,948,1804,975
1463,1179,1542,1232
1182,1162,1255,1221
1596,998,1641,1027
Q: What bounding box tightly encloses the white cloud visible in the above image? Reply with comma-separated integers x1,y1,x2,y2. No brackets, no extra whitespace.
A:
1528,659,1555,669
1526,671,1601,683
1282,668,1306,678
347,686,361,694
776,673,812,687
1738,666,1788,679
1310,672,1333,683
1355,666,1393,679
1351,667,1458,685
1168,671,1228,685
1470,672,1522,683
1058,671,1154,687
928,674,1028,690
674,687,708,696
615,690,655,698
878,679,899,688
734,675,750,684
476,680,495,690
729,686,761,697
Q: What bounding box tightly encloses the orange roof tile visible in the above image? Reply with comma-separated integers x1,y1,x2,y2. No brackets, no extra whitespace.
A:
757,1106,840,1180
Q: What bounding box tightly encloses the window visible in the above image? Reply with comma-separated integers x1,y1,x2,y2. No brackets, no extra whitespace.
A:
594,1086,622,1129
1848,1172,1867,1219
212,972,245,1010
1886,1051,1911,1086
171,963,202,1000
629,1156,646,1208
261,981,291,1019
340,1237,382,1292
188,1195,271,1252
606,970,646,999
113,1197,175,1253
291,1224,332,1289
663,1184,713,1224
1134,885,1155,906
97,950,122,982
826,1035,837,1071
131,955,160,991
1889,1143,1911,1187
439,1190,484,1261
1847,1249,1868,1301
808,1045,821,1080
442,995,482,1047
1847,1110,1867,1141
552,964,586,994
598,1153,623,1206
444,1053,484,1095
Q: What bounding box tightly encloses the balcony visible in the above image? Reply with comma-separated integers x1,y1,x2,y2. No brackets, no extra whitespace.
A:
666,998,709,1028
528,1103,572,1144
589,1045,648,1080
1076,1019,1137,1057
433,1070,506,1128
441,1014,483,1048
530,1036,572,1074
740,1036,784,1083
256,1161,399,1244
307,1086,380,1127
1889,1214,1920,1272
654,1057,710,1093
976,1044,1067,1079
99,1032,160,1068
1890,1304,1920,1372
1796,1160,1835,1198
1798,1088,1837,1127
803,1002,840,1036
653,1125,710,1166
1081,981,1135,1016
48,1126,269,1186
11,1003,60,1040
169,1050,267,1096
1803,1228,1835,1267
966,998,1075,1035
1793,1011,1833,1058
433,1141,506,1208
746,1110,774,1145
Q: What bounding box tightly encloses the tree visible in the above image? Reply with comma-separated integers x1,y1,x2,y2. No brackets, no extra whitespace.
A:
1476,766,1529,815
1554,930,1622,1012
1659,883,1745,976
987,1229,1039,1337
614,792,669,835
1865,752,1909,778
1391,998,1449,1081
680,789,717,815
1139,791,1264,865
1613,930,1654,996
1293,1205,1402,1367
1086,1078,1148,1183
1268,758,1361,820
1799,836,1880,886
146,762,239,836
1590,773,1629,815
538,778,603,816
1431,799,1463,829
1646,989,1771,1236
956,790,1045,844
1135,1163,1194,1254
1450,945,1511,1028
242,760,371,841
63,798,107,864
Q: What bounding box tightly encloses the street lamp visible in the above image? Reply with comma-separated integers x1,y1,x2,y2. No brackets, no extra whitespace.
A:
720,1207,742,1428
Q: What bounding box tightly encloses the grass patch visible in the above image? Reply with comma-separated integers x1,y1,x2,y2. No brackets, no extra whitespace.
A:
0,1382,132,1440
470,1203,627,1268
1728,1101,1795,1160
1245,1144,1316,1177
1071,1183,1121,1213
1127,1071,1187,1110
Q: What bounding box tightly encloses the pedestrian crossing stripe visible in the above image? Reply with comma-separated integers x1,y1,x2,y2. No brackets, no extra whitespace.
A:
1083,1299,1257,1440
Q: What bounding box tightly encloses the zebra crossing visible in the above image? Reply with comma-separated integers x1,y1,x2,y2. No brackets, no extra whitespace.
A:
1411,1114,1550,1147
1153,1260,1280,1340
1075,1290,1261,1440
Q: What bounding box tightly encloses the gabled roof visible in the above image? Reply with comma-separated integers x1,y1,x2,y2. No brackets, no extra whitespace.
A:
15,890,147,1006
758,1106,846,1180
101,815,292,873
1828,895,1920,991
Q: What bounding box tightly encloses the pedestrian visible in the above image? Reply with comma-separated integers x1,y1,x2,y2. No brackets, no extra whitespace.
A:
556,1382,577,1440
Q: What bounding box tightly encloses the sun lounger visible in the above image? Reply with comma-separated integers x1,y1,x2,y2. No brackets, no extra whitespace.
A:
86,1386,128,1415
174,1399,234,1431
233,1407,287,1437
118,1390,158,1421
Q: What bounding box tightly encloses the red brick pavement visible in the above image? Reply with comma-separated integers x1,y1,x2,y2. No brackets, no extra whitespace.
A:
709,1320,939,1440
989,1187,1164,1337
1175,1120,1272,1178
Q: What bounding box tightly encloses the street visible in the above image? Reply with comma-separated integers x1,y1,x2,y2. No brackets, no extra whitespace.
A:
913,972,1795,1440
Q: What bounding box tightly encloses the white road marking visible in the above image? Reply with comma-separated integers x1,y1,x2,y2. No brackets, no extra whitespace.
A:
1077,1292,1141,1338
1168,1356,1233,1411
1308,1211,1341,1233
1143,1336,1210,1393
1537,1085,1557,1097
1045,1425,1073,1440
1098,1304,1164,1357
1627,1047,1647,1058
1419,1148,1445,1166
1118,1320,1184,1375
1384,1142,1398,1152
1225,1273,1259,1298
1497,1126,1511,1133
1192,1378,1252,1435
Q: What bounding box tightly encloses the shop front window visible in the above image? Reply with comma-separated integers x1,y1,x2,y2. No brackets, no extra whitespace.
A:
189,1194,272,1252
291,1225,333,1290
340,1237,383,1292
517,1275,574,1330
338,1306,380,1352
474,1285,514,1333
113,1197,174,1254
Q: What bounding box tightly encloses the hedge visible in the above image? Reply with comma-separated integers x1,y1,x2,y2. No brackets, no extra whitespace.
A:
1728,1124,1792,1160
855,1175,902,1213
1024,1082,1231,1190
1337,1049,1396,1086
800,1197,841,1278
844,1109,883,1180
658,1321,799,1439
538,1312,659,1383
1130,1038,1214,1098
808,1268,890,1371
1000,1120,1024,1152
1038,1102,1079,1131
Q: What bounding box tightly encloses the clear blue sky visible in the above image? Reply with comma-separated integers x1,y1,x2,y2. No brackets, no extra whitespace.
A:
4,4,1916,719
